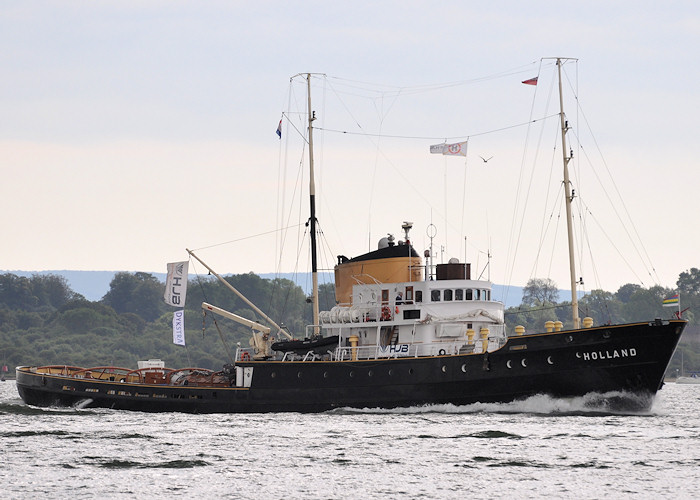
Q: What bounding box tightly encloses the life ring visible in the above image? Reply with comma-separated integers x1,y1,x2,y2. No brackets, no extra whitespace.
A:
241,352,251,361
381,306,391,321
438,349,446,356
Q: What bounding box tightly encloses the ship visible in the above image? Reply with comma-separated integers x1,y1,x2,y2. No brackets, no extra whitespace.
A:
16,60,686,413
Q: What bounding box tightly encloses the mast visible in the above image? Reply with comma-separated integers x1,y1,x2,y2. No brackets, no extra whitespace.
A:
556,57,580,329
306,74,320,334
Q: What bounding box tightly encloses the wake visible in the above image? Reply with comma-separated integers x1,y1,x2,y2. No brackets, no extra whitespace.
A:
335,391,658,416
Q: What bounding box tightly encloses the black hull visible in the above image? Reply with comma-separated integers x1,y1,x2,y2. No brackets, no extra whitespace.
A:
16,320,685,413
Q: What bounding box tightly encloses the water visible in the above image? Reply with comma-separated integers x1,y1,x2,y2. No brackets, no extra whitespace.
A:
2,380,699,499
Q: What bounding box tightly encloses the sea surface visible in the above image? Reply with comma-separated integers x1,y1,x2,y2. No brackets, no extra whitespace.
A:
1,380,699,499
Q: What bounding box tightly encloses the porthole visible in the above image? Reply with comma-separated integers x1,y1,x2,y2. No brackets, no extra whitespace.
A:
506,360,512,369
602,331,611,339
388,369,394,376
323,371,329,378
368,370,374,377
461,364,467,373
565,335,574,343
349,371,355,378
408,368,414,375
441,365,447,373
297,371,303,379
271,372,277,378
521,359,527,367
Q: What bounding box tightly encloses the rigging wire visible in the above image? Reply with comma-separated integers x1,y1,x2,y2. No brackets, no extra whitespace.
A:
579,201,602,290
274,62,654,313
502,58,545,304
577,198,648,285
459,139,470,260
568,106,660,286
545,195,564,280
315,115,557,141
557,62,658,289
190,223,304,252
325,61,545,99
303,70,560,274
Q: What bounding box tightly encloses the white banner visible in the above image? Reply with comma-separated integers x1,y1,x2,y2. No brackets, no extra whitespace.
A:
164,261,188,307
173,309,186,346
430,141,467,156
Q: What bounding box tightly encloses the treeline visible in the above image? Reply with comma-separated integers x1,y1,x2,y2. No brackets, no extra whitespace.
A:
0,272,336,372
1,269,698,376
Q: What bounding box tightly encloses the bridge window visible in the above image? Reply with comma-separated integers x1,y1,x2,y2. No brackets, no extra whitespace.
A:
415,290,423,303
431,289,441,302
455,289,463,300
444,289,453,301
466,289,473,300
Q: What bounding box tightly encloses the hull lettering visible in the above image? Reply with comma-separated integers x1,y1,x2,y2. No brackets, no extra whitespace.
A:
577,347,637,361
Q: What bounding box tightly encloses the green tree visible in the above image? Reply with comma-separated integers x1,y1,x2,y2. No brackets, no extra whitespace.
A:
53,300,120,335
678,268,700,296
30,274,80,309
0,274,36,310
615,283,642,303
522,278,559,307
102,272,165,322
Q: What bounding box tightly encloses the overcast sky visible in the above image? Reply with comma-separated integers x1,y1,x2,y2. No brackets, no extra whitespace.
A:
1,1,698,297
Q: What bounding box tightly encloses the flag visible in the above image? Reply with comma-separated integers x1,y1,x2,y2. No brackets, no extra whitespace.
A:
164,261,188,307
276,119,282,138
662,294,680,307
430,141,467,157
522,77,538,86
172,309,186,346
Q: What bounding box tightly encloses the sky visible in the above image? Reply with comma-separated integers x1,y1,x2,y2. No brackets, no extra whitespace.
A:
1,1,699,298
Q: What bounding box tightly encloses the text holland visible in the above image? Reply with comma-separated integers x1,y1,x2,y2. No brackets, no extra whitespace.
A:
576,348,637,361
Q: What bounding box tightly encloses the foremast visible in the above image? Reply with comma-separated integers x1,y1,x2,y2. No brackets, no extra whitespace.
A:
554,57,580,329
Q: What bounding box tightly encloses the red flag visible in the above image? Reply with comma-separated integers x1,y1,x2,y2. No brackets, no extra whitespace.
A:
522,77,538,86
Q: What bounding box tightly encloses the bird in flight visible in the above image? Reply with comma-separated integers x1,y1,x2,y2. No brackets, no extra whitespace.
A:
479,155,493,163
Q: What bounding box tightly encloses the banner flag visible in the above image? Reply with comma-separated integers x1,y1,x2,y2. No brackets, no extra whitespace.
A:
429,141,467,156
172,310,186,346
164,261,189,307
522,77,538,85
662,294,680,307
